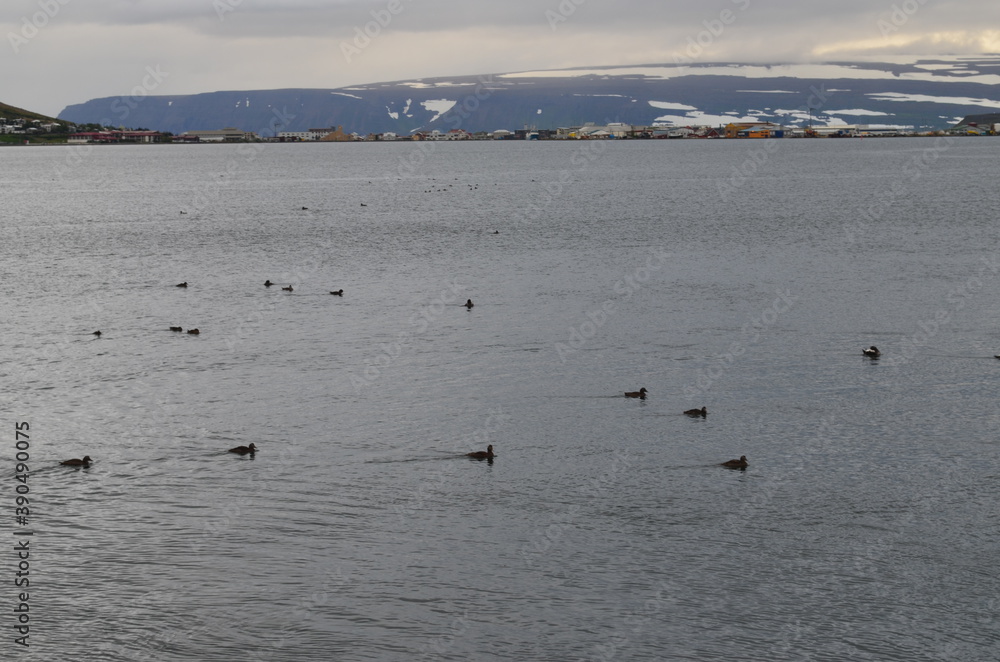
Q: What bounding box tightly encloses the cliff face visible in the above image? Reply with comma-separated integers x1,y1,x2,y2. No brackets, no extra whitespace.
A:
956,113,1000,127
57,59,1000,135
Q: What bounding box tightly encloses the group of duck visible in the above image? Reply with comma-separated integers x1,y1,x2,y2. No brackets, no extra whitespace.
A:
262,279,345,295
70,280,482,469
79,279,857,472
62,442,257,469
61,398,729,469
613,345,897,472
88,280,389,338
63,441,486,469
622,387,745,469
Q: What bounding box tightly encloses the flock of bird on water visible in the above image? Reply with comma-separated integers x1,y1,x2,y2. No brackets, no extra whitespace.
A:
621,388,745,469
64,279,478,470
64,287,898,473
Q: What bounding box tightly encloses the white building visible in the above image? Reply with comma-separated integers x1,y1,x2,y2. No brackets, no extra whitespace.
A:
425,129,472,141
182,128,249,142
276,128,341,141
277,131,313,141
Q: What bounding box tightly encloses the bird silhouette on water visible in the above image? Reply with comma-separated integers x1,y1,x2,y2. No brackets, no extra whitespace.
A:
466,445,494,460
721,456,748,469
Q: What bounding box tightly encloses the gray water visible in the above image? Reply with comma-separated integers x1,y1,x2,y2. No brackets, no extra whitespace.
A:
2,138,998,661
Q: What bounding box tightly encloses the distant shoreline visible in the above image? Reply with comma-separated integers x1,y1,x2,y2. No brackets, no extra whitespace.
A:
1,133,983,147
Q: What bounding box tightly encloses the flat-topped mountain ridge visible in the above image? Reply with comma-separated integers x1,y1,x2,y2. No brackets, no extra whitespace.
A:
57,58,1000,135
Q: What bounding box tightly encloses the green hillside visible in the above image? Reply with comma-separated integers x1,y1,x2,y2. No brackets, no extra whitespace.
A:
0,101,59,123
1,101,75,143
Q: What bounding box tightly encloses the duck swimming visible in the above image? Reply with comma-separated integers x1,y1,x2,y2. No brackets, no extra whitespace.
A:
176,282,188,288
624,388,647,399
466,445,494,460
282,286,293,292
169,326,183,332
61,456,92,467
228,443,256,455
465,299,474,309
862,346,880,359
721,455,748,469
92,330,102,337
684,406,707,417
187,328,200,335
330,289,343,296
264,280,273,287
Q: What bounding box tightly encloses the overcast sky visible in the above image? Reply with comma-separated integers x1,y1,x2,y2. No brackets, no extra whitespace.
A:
4,0,999,116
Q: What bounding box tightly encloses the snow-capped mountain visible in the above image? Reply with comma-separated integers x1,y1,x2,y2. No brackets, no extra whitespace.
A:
58,57,1000,135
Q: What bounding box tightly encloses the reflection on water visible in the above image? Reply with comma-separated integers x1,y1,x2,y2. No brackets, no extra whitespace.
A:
2,140,999,660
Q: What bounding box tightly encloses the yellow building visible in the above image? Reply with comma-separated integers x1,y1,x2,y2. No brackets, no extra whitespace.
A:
318,126,355,142
724,122,784,138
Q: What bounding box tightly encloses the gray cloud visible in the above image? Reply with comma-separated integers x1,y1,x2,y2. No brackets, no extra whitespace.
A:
3,0,999,116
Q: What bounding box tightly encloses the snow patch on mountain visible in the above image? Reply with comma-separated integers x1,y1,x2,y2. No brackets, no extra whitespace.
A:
648,101,698,111
421,99,457,122
825,109,893,116
868,92,1000,108
651,110,763,126
503,63,1000,86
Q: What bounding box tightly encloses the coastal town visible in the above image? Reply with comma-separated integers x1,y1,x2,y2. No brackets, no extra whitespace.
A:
3,116,999,145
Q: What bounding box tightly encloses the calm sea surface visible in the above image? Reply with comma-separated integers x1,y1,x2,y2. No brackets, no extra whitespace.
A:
1,138,998,661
